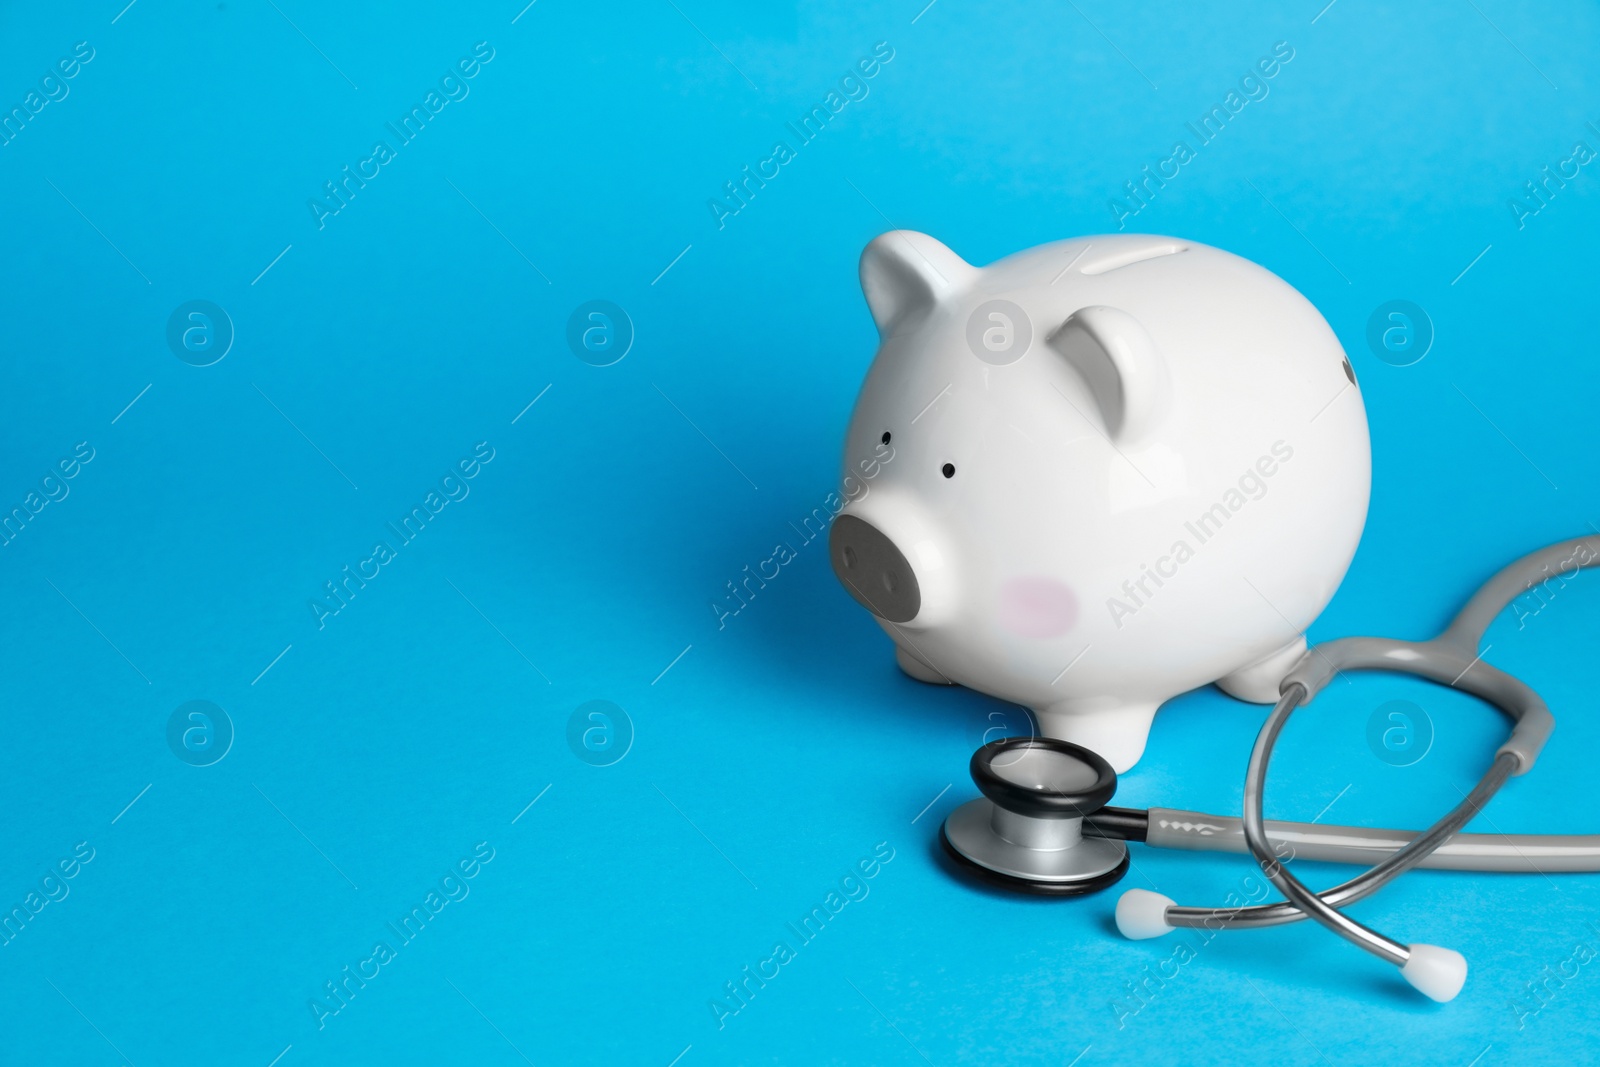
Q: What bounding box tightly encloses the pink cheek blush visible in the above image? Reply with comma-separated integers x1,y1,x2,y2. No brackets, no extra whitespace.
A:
998,577,1079,639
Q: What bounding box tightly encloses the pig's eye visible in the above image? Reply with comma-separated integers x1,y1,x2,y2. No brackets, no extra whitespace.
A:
881,431,891,445
942,463,956,479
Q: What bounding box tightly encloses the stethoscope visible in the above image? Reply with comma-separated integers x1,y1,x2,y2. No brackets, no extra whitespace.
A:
940,535,1600,1002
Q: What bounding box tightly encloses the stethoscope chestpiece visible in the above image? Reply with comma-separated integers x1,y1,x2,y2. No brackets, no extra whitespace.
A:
941,736,1129,896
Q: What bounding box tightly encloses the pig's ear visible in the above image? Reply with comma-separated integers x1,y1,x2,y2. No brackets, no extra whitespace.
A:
1046,306,1170,442
859,231,975,338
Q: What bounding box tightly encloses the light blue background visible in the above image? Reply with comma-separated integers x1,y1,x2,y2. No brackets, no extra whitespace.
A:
2,1,1598,1064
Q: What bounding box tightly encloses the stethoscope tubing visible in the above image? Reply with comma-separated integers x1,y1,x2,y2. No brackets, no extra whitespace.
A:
937,536,1599,998
1136,535,1600,974
1241,693,1520,964
1094,804,1600,872
1089,752,1527,934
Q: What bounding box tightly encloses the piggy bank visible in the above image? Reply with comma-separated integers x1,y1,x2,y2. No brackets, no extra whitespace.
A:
829,231,1370,771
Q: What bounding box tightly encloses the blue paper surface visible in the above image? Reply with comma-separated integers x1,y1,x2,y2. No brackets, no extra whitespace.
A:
2,2,1598,1064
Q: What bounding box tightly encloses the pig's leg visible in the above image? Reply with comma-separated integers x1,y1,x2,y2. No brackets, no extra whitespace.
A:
1032,701,1160,774
895,644,953,685
1215,635,1308,704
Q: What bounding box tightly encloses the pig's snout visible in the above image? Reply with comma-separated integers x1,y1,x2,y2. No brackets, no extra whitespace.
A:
829,514,922,623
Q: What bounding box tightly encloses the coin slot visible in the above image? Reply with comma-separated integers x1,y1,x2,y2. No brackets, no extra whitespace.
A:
1079,242,1187,276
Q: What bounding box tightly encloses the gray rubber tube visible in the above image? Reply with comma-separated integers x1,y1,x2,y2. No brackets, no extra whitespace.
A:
1146,807,1600,871
1160,535,1600,939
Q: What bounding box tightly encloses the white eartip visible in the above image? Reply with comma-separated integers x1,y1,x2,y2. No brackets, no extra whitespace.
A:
1401,944,1468,1002
1115,889,1175,940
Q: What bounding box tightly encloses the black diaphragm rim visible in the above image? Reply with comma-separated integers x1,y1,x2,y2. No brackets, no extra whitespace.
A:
970,736,1117,818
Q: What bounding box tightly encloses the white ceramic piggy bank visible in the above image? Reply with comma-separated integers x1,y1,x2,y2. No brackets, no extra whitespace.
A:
830,232,1370,771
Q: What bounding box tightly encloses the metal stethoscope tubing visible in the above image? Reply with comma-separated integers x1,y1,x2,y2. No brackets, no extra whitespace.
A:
1091,800,1600,874
1130,737,1519,933
940,537,1599,999
1114,534,1599,1000
1238,689,1514,967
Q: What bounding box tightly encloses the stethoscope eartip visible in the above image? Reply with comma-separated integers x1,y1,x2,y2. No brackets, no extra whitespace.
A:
1114,888,1176,940
1400,944,1468,1002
